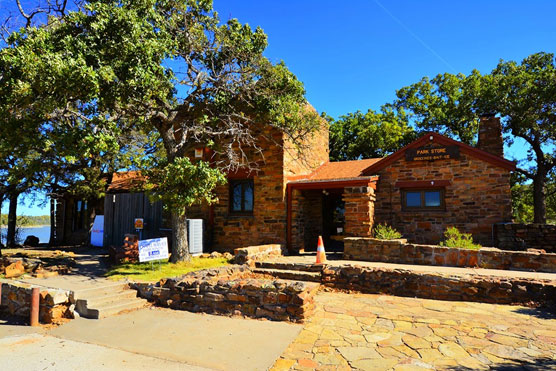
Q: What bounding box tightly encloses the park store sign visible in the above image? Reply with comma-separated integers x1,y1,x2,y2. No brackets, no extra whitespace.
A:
406,145,459,162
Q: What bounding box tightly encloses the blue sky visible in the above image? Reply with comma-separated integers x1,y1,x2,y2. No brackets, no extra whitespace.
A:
3,0,555,216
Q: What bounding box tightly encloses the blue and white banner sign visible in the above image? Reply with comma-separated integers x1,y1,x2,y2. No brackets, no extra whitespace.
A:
138,237,169,262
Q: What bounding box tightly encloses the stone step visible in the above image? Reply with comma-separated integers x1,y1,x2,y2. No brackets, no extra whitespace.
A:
253,268,322,282
73,282,129,300
97,298,148,319
77,297,147,319
82,290,139,308
254,261,324,273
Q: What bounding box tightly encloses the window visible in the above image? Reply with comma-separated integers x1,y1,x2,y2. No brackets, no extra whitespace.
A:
402,189,445,210
73,199,89,230
229,179,254,215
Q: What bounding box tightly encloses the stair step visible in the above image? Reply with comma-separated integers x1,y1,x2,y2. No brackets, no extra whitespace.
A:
255,261,324,272
73,282,129,299
97,298,148,319
83,290,138,308
253,268,322,282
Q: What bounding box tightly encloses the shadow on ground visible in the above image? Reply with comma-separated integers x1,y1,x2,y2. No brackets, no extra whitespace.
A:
0,312,28,326
513,306,556,320
448,357,556,370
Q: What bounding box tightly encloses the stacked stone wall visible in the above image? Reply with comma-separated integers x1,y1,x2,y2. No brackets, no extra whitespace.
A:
374,151,512,245
132,266,318,323
233,244,285,265
0,281,72,323
343,237,556,273
321,265,556,307
493,223,556,253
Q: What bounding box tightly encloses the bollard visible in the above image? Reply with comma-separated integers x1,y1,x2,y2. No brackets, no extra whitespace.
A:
30,287,40,326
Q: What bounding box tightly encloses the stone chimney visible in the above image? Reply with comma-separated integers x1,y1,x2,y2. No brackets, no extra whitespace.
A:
477,113,503,157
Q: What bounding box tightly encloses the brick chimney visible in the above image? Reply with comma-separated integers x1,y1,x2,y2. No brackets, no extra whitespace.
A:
477,113,503,157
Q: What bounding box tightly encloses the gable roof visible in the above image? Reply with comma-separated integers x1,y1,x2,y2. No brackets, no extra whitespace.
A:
361,132,516,175
297,158,381,182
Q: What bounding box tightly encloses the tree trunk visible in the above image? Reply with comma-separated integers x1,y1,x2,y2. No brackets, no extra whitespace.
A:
49,197,56,246
7,192,19,247
170,211,190,263
533,173,547,224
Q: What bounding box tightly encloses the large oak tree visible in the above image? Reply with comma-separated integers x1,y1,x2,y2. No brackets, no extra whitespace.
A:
3,0,319,260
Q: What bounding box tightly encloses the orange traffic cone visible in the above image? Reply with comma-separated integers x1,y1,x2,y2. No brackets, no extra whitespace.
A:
316,236,326,264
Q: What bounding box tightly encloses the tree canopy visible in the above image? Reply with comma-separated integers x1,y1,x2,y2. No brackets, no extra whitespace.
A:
328,105,415,161
392,52,556,223
1,0,319,260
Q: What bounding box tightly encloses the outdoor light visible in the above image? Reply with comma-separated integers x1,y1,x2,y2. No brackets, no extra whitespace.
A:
429,135,433,141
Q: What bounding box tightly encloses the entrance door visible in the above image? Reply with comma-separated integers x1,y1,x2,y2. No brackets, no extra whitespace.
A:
322,191,345,252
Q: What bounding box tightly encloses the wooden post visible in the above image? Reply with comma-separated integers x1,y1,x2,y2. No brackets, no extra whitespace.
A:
30,287,40,326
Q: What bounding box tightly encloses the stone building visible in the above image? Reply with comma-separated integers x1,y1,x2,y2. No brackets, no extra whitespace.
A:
52,115,515,251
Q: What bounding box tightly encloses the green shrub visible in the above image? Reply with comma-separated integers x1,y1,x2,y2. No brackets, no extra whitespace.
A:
439,227,481,250
373,223,402,240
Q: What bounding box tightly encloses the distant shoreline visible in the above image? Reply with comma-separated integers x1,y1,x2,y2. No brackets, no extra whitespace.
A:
0,225,49,229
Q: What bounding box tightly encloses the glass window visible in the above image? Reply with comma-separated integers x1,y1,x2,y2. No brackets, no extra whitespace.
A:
402,189,445,210
425,191,441,207
405,192,422,207
229,179,254,214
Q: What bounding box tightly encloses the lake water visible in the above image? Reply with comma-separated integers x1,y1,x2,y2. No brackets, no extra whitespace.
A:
0,225,51,244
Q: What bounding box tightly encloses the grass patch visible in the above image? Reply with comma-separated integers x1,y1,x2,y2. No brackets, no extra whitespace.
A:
104,257,230,282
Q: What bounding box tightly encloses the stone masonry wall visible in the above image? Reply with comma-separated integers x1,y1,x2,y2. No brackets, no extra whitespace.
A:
343,237,556,273
233,244,285,265
493,223,556,253
321,265,556,307
343,186,375,238
0,281,72,323
132,266,318,323
188,123,328,252
374,151,512,245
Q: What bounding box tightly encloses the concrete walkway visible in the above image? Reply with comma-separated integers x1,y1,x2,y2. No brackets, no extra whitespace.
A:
0,333,208,371
48,306,302,371
269,254,556,281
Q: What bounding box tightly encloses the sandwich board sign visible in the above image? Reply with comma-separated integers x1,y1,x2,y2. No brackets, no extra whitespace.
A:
90,215,104,247
138,237,169,263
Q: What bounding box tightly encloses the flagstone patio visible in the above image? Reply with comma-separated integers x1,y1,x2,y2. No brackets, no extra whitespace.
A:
271,291,556,370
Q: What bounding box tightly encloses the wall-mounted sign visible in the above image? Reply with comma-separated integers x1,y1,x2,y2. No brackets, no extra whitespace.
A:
134,218,144,230
405,146,459,162
138,237,169,262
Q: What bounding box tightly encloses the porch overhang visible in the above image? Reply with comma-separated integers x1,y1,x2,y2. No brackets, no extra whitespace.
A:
286,176,379,253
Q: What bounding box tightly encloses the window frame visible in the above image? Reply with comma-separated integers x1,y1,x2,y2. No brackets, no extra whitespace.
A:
229,179,255,216
401,188,445,211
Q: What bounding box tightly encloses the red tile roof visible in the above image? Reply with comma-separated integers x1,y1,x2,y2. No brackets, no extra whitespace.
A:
301,158,382,182
106,171,145,192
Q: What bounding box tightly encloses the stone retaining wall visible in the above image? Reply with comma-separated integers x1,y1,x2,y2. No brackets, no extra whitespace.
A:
0,281,72,323
233,244,285,265
132,266,318,323
494,223,556,253
344,237,556,273
321,265,556,307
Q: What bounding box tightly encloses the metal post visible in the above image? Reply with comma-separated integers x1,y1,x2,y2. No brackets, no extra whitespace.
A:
30,287,40,326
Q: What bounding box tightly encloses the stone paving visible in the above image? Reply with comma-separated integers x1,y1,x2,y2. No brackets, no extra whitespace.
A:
272,291,556,370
